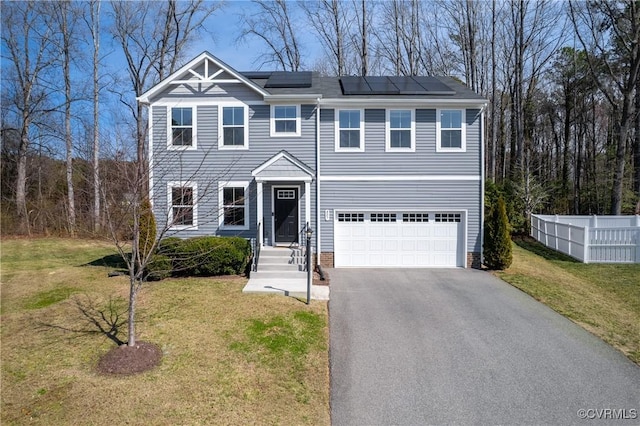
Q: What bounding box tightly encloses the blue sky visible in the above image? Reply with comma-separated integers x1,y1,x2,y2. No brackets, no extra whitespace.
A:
185,0,320,71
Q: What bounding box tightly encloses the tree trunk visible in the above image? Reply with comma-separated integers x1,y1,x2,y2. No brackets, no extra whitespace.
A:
611,95,633,214
62,2,76,236
634,83,640,197
91,0,101,233
16,123,29,235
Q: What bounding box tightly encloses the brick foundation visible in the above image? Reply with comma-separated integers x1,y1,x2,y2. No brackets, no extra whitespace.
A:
319,252,334,268
467,252,482,269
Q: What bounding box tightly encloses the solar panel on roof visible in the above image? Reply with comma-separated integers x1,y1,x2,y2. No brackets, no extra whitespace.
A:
340,76,371,95
364,76,399,94
339,75,456,96
412,77,456,95
388,76,427,94
241,71,273,79
265,71,312,88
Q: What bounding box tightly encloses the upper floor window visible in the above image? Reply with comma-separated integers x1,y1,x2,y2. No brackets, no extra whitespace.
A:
219,105,248,149
386,109,414,152
437,109,466,152
219,181,249,230
335,109,364,152
271,105,300,137
168,182,197,229
169,107,195,150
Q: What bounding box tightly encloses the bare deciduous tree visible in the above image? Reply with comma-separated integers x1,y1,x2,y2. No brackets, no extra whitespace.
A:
239,0,303,71
109,0,219,347
570,0,640,214
1,0,56,234
300,0,348,75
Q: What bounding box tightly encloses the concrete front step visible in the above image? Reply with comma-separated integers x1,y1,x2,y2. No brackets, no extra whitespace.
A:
251,270,307,280
260,247,297,257
259,256,295,264
258,263,302,272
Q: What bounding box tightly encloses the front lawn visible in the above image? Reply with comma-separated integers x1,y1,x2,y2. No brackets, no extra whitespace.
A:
0,238,329,425
495,237,640,364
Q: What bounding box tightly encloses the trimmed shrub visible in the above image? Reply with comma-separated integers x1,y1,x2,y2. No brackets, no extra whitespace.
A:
157,237,182,257
156,236,251,277
484,196,513,270
145,254,172,281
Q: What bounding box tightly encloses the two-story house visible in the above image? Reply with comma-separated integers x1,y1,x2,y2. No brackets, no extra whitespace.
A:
138,51,487,269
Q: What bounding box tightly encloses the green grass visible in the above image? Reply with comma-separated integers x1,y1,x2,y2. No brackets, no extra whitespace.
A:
1,238,330,425
23,287,80,310
496,237,640,364
231,311,326,364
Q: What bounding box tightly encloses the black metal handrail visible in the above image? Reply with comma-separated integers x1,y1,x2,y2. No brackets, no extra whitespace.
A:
252,221,261,272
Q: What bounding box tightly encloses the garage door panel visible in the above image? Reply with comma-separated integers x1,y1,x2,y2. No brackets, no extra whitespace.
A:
352,239,367,250
335,211,464,268
401,240,416,251
383,240,398,250
352,227,367,237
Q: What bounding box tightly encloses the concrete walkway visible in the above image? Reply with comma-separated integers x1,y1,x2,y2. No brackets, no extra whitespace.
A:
330,268,640,425
242,278,330,300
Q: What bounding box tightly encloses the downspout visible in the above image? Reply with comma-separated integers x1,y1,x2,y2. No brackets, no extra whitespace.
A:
148,105,153,205
315,97,321,266
480,103,487,268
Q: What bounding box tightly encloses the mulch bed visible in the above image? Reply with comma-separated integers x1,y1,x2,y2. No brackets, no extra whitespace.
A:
97,341,162,375
313,268,330,286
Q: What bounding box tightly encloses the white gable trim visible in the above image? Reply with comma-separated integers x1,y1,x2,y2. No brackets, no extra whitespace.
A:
138,51,269,104
252,150,315,179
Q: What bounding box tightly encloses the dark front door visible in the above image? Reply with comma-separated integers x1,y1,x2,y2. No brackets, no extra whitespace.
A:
274,187,298,244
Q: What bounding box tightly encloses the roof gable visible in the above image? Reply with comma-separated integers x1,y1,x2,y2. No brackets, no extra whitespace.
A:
252,150,314,181
138,51,269,103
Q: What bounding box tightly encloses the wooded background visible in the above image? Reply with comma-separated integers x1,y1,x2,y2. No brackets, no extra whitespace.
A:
2,0,639,237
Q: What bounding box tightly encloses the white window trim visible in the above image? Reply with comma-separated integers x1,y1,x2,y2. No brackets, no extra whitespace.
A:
167,105,197,151
436,108,466,152
218,104,249,150
335,108,365,152
270,104,301,137
218,181,250,230
385,109,415,152
167,181,198,230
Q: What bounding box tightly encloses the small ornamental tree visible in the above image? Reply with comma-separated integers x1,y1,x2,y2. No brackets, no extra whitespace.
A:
484,196,512,270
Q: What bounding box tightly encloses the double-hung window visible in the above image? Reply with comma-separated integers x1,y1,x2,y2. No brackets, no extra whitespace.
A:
271,105,300,136
169,107,195,149
168,182,197,228
437,109,465,152
219,105,248,149
386,109,414,151
335,109,364,151
219,181,249,230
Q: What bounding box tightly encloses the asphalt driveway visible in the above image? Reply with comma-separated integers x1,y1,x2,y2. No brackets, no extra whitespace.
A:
329,268,640,425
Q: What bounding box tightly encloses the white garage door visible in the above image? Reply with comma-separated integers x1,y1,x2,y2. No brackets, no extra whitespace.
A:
334,211,464,268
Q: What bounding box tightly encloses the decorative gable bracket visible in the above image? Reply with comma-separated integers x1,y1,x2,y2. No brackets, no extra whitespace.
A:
170,58,240,85
138,51,269,104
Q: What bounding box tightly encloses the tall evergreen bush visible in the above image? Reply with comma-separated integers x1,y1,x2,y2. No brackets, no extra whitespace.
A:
138,198,157,259
484,196,512,270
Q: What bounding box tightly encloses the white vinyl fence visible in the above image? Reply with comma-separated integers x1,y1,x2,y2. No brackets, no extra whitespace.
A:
530,214,640,263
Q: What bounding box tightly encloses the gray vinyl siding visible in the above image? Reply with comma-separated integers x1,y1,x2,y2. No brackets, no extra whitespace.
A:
320,108,481,176
319,180,482,253
151,103,317,241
